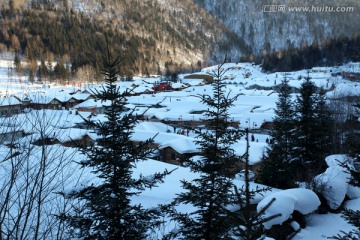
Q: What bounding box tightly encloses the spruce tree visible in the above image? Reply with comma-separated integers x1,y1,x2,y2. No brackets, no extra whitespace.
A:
37,58,49,83
331,209,360,240
14,52,21,73
292,74,334,184
312,88,334,162
257,75,296,188
169,60,244,239
60,50,169,239
343,96,360,161
54,59,67,84
292,73,325,183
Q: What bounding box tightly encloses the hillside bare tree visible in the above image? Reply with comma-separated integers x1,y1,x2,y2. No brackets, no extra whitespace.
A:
76,64,97,84
0,109,81,239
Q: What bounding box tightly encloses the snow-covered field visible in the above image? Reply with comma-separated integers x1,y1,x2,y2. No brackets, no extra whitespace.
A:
0,60,359,239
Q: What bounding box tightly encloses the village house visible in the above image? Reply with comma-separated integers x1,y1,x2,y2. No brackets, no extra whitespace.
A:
62,134,95,147
25,91,72,110
65,92,93,109
0,126,26,144
342,72,360,81
183,73,214,84
128,86,154,96
32,128,96,147
74,99,112,114
158,138,200,164
0,97,23,117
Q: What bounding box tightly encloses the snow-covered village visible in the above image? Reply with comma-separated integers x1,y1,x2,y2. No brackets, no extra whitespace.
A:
0,56,359,239
1,0,360,239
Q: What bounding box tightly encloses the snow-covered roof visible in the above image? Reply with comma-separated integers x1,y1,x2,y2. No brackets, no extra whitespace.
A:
172,82,187,89
131,86,153,93
70,93,91,101
233,140,267,165
0,96,22,106
27,91,71,104
132,122,199,154
54,128,96,143
7,110,88,133
74,99,111,108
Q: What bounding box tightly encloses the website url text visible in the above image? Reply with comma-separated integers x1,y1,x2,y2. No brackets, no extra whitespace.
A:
262,5,354,13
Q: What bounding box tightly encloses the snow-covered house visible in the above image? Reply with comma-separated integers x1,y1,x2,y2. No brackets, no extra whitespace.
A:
128,86,154,96
66,93,93,109
31,128,96,147
0,126,26,144
74,99,111,114
0,97,23,117
172,82,187,91
62,134,95,147
183,73,214,84
131,122,200,164
158,138,200,164
27,92,71,110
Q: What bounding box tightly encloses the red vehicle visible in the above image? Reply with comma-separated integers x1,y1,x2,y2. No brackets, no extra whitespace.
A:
153,81,173,92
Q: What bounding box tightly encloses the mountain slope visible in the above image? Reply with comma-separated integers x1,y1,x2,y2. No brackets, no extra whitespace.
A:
1,0,359,74
196,0,360,54
0,0,248,74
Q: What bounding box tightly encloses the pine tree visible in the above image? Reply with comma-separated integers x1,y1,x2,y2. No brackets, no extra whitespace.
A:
60,50,169,239
37,58,49,83
29,69,35,83
14,52,21,73
331,209,360,240
169,60,244,239
343,96,360,163
257,74,296,188
292,73,326,183
54,59,69,84
312,88,334,163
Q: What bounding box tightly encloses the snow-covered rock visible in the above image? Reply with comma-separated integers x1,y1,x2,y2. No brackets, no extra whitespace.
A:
257,188,320,229
313,155,360,210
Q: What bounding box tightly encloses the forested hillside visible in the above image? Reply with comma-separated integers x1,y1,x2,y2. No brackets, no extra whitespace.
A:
1,0,360,76
196,0,360,54
0,0,248,76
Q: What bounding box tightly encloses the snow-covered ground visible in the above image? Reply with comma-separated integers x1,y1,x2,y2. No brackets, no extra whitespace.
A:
0,59,359,239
